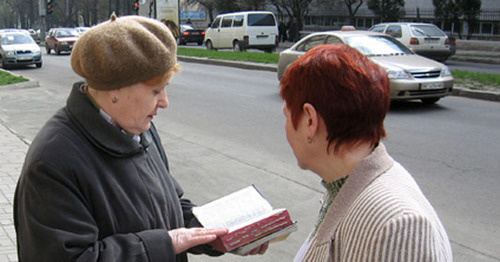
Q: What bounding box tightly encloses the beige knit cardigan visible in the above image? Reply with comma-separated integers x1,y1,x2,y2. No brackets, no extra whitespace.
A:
297,143,453,262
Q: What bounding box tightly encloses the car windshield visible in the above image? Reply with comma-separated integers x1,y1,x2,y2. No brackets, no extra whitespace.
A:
181,25,194,32
344,35,413,56
1,34,35,45
56,29,79,37
410,25,446,37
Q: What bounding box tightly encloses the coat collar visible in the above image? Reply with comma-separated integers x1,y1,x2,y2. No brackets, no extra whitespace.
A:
65,82,152,157
314,143,394,244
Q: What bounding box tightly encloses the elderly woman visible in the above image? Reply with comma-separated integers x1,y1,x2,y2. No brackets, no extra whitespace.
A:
280,44,453,261
14,15,269,261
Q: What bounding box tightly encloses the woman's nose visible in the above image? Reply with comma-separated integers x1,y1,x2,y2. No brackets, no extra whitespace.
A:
158,91,169,108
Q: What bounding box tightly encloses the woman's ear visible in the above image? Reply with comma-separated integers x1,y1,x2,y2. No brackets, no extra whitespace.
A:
302,103,319,141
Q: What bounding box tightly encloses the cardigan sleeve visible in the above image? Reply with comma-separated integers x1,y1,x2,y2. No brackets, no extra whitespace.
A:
366,213,452,262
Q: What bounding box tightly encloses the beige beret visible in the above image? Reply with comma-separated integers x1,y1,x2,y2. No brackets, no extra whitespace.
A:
71,14,177,90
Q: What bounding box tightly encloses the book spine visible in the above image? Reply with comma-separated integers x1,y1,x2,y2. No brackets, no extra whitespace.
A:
212,210,293,252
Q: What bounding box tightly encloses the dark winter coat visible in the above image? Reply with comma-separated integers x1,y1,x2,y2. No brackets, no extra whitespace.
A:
14,82,220,262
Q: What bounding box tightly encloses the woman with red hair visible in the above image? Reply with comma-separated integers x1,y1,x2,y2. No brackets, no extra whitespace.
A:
280,44,452,261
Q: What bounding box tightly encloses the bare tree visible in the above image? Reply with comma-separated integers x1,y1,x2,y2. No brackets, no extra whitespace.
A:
235,0,269,10
367,0,405,22
317,0,364,25
269,0,313,33
433,0,481,39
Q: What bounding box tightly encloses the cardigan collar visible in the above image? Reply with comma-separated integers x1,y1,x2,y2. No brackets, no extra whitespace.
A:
314,143,394,244
65,82,152,157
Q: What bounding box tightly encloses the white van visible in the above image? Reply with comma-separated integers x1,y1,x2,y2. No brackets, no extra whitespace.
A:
204,11,279,52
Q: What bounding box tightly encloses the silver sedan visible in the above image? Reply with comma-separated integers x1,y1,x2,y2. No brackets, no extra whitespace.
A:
277,30,454,104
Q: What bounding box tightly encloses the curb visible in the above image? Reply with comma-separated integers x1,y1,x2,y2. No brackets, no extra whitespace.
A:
448,55,500,65
178,55,277,72
0,69,40,90
452,86,500,102
0,80,39,90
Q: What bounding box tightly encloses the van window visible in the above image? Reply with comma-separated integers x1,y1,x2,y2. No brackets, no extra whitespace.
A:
248,13,276,26
221,16,233,28
211,17,221,29
233,15,244,27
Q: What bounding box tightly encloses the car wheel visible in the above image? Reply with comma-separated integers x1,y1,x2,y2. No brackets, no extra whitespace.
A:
46,45,51,54
36,62,42,68
421,98,440,104
206,40,214,50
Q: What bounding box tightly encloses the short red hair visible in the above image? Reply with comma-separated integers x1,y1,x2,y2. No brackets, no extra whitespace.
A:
280,44,390,152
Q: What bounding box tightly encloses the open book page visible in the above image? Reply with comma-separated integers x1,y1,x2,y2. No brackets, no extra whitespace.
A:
193,185,273,230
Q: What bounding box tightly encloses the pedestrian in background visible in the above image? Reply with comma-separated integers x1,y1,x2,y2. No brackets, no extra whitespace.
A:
14,14,268,261
278,19,288,42
280,44,453,261
287,17,299,42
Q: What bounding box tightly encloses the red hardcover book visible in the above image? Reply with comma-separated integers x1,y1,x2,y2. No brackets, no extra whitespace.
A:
193,185,297,253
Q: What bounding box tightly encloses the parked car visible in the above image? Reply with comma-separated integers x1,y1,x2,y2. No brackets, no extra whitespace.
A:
178,24,205,45
0,31,42,68
75,27,91,36
27,29,38,42
368,22,454,62
45,28,79,55
277,30,454,104
204,11,279,52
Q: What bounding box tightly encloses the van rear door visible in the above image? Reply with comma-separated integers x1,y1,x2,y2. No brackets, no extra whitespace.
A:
246,13,278,46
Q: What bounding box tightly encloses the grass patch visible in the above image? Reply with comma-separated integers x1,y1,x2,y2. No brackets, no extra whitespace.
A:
178,47,279,64
452,70,500,91
0,70,29,86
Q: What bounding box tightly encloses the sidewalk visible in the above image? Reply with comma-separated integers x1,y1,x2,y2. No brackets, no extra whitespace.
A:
0,121,28,262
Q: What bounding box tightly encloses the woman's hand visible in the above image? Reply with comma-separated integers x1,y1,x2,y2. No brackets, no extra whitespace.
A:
168,227,228,254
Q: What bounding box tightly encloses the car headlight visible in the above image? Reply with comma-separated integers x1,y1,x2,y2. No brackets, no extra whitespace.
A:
440,66,452,77
386,69,411,79
5,51,16,56
61,41,68,45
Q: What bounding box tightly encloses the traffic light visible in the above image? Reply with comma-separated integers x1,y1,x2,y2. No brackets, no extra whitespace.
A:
47,0,54,14
133,0,139,12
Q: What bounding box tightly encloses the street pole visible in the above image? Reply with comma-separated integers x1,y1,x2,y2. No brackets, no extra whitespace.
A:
154,0,157,19
39,0,47,45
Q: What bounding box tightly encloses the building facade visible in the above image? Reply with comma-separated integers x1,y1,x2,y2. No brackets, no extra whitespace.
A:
302,0,500,40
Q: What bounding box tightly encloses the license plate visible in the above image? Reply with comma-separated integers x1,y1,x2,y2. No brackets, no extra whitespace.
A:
421,82,444,90
18,56,31,61
256,35,268,38
191,32,199,35
424,38,439,44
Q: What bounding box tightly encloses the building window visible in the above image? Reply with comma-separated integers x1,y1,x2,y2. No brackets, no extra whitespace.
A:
481,23,493,35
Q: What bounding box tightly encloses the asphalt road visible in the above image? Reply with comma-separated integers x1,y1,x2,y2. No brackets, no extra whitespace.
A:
1,55,499,261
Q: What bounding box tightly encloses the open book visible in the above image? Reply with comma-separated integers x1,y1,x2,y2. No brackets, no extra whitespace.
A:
193,185,297,254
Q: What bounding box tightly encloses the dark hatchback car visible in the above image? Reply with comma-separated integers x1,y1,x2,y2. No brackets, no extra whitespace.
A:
178,25,205,45
45,28,79,55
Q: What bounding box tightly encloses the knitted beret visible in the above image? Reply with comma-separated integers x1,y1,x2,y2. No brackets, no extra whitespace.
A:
71,14,177,90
